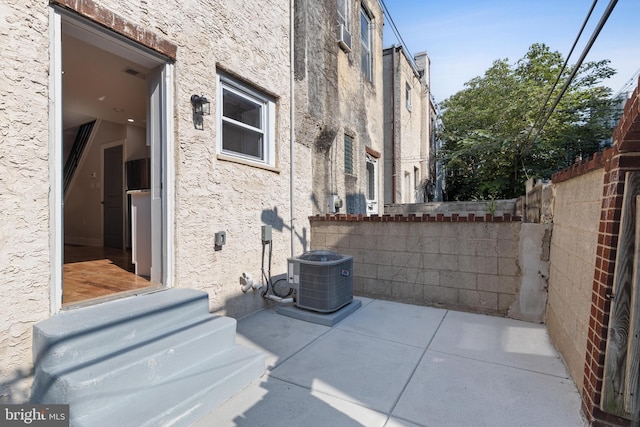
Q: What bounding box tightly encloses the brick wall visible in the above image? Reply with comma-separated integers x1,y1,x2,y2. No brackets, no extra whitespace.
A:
309,214,530,316
550,77,640,426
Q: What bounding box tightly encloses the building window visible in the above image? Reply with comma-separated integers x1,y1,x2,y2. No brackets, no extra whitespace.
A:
337,0,350,31
360,7,372,81
367,163,376,199
218,73,275,166
406,83,412,111
404,171,411,202
414,166,421,202
344,134,354,174
365,154,378,214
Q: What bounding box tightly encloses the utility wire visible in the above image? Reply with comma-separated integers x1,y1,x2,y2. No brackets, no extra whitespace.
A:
525,0,618,150
523,0,599,148
614,67,640,99
379,0,416,68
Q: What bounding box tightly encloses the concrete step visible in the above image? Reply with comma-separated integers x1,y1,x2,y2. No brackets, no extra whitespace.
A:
73,345,265,427
33,289,212,370
31,289,265,426
33,315,238,413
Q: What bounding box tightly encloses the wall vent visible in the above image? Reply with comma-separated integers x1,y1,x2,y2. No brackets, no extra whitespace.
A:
123,67,146,79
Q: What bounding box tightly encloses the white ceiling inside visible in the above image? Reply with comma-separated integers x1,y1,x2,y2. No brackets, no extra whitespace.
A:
62,30,149,131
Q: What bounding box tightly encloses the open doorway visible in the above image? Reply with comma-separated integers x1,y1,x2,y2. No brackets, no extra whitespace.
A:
58,15,168,307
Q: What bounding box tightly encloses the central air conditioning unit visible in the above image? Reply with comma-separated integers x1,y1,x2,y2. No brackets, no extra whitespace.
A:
337,23,352,53
287,250,353,313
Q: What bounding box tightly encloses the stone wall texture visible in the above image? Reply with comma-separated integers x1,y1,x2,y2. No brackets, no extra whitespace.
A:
382,46,427,204
310,215,524,316
295,0,384,216
547,168,604,392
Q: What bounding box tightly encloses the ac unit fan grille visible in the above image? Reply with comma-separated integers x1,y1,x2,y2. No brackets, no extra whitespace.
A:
293,254,353,313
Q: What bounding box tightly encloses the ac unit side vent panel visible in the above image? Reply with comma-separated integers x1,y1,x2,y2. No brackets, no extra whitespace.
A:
338,24,352,53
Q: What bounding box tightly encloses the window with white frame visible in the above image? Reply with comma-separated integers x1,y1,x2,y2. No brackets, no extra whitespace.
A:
337,0,350,30
360,6,372,81
218,73,275,166
406,83,412,111
365,154,378,214
404,171,411,202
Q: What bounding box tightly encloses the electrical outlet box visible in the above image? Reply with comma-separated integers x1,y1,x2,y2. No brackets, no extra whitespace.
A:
214,231,226,246
261,225,272,242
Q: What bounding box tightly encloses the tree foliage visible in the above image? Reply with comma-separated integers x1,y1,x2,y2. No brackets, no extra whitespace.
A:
438,43,618,200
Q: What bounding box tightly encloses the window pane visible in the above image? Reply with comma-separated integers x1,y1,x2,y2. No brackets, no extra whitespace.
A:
361,50,371,80
406,83,411,109
222,121,263,160
337,0,347,25
360,9,371,80
366,161,375,199
223,88,262,129
360,12,369,45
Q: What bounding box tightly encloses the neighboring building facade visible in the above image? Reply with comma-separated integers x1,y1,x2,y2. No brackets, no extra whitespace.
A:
382,45,436,204
294,0,384,215
2,0,311,403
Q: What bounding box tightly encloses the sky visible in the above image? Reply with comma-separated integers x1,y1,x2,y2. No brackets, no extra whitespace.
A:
381,0,640,104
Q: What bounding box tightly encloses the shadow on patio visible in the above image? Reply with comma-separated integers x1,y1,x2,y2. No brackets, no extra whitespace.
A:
195,297,586,427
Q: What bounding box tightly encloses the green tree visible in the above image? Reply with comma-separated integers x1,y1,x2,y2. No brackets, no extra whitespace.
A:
439,43,618,200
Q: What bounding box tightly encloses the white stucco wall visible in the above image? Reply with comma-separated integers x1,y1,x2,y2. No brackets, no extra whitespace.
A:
0,0,52,403
1,0,311,403
168,0,309,317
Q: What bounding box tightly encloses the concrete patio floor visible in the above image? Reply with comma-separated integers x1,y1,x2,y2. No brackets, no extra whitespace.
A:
195,297,586,427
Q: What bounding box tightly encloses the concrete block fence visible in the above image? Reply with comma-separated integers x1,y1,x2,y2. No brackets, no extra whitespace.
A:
309,213,548,320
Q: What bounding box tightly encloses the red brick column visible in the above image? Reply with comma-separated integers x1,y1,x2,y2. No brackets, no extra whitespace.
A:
583,147,629,426
583,79,640,426
51,0,177,60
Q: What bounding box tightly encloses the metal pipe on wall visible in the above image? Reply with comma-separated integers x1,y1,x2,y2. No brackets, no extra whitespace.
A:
289,0,296,257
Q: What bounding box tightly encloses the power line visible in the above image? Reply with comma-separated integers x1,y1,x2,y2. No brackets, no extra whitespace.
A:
525,0,618,150
614,67,640,99
378,0,416,68
523,0,599,148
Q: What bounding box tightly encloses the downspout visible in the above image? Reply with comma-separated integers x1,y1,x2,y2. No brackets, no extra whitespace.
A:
391,45,396,203
290,0,296,257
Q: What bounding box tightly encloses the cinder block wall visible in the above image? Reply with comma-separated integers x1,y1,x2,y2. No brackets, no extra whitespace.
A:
309,214,524,316
548,164,605,392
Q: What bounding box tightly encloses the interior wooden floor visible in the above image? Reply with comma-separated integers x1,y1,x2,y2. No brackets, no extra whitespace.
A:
63,245,155,306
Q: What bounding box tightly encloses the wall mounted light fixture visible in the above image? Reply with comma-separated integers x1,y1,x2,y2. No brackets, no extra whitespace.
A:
191,94,211,130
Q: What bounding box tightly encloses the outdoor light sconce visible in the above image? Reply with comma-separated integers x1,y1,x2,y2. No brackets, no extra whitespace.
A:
191,94,211,130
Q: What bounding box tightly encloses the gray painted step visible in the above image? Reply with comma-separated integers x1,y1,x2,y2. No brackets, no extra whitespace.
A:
73,345,265,427
31,289,265,426
33,289,211,370
33,315,237,413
